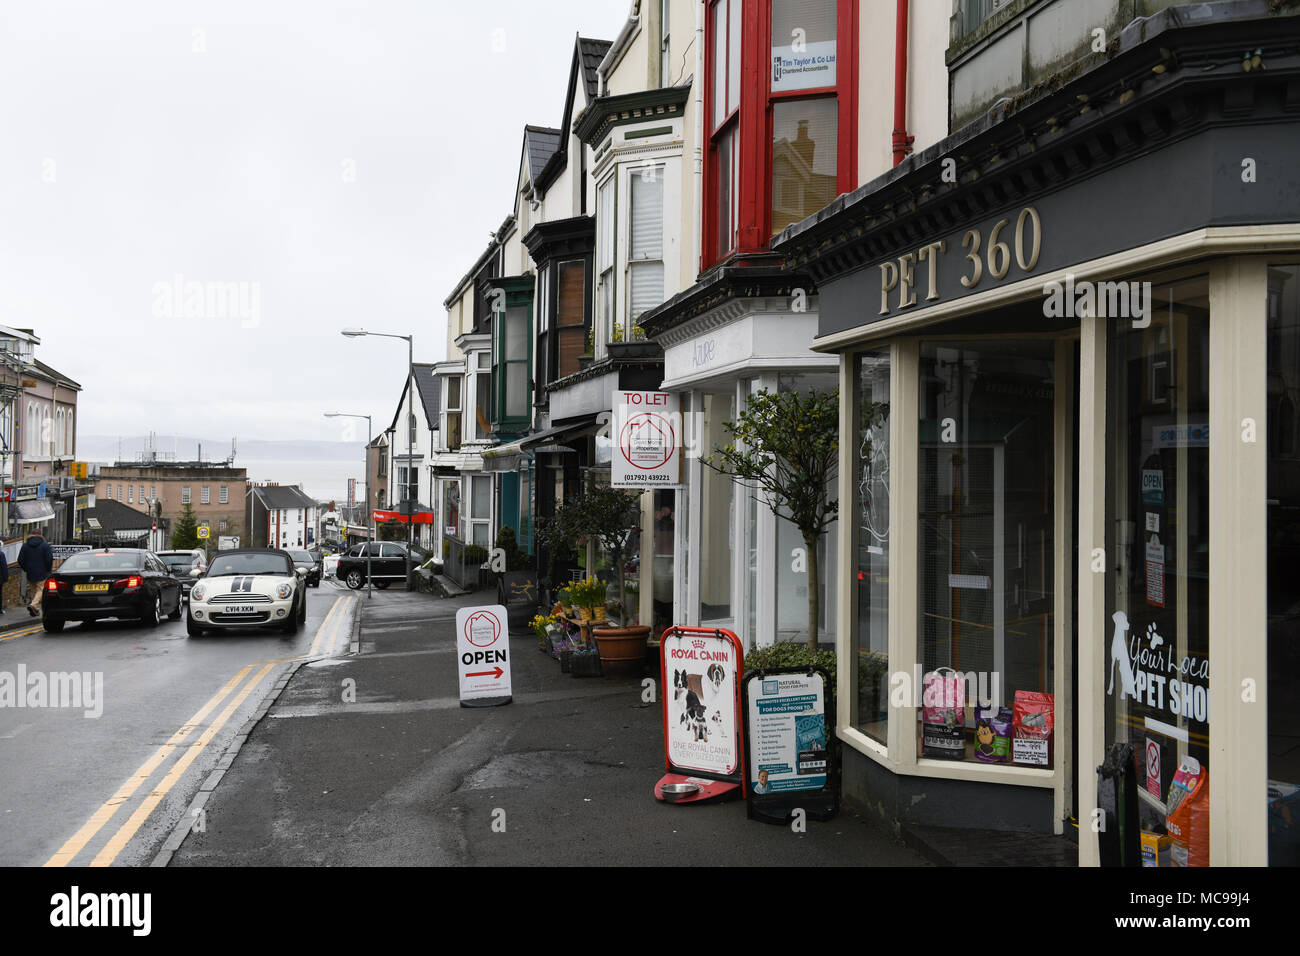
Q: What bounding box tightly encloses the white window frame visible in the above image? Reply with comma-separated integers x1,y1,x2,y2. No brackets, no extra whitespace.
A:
219,485,228,504
182,486,192,505
627,164,666,334
201,485,211,505
596,175,616,358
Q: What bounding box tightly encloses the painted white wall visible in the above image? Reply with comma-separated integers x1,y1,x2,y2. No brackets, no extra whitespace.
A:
857,1,950,186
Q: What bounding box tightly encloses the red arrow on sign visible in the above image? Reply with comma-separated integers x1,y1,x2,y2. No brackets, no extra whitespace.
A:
466,667,504,679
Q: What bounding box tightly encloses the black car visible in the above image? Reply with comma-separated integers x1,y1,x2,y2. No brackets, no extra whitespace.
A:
41,548,184,633
286,549,322,587
156,551,206,602
337,541,430,589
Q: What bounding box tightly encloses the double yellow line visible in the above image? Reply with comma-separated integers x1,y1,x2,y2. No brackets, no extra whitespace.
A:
45,594,355,867
0,623,44,642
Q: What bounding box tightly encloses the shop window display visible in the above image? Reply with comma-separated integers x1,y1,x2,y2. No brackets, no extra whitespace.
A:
1267,264,1300,866
917,340,1056,763
854,350,890,742
1105,276,1210,865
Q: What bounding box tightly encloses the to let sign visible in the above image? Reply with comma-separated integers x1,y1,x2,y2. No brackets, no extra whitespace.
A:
611,390,680,488
455,604,513,707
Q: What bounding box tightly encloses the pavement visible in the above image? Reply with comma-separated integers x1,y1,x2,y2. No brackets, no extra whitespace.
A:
169,585,929,866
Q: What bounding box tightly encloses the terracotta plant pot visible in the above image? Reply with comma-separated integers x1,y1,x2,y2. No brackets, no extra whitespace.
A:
591,624,651,680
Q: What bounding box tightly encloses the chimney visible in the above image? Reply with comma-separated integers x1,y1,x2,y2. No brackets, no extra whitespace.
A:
794,119,815,166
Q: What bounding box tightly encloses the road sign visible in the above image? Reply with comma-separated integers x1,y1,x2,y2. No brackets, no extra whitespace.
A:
197,526,210,539
612,390,680,488
70,462,88,479
455,604,512,707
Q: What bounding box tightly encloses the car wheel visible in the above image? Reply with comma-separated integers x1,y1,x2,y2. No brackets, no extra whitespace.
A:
281,600,301,636
142,595,161,628
42,618,65,634
186,615,205,638
376,581,391,590
168,590,183,620
345,570,363,590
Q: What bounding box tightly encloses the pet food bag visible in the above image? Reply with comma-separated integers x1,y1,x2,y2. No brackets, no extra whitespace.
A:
922,668,967,760
1140,830,1171,868
1011,690,1055,768
974,705,1013,763
1165,756,1209,867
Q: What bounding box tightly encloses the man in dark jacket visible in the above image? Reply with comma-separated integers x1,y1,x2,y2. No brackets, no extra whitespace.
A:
18,529,54,617
0,549,8,613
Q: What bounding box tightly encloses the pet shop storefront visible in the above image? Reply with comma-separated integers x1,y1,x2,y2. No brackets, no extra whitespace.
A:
772,22,1300,866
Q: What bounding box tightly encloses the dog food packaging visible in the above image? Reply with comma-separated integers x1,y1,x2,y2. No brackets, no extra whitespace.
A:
1011,690,1054,767
1166,756,1209,867
1140,830,1171,867
974,705,1013,763
922,668,966,760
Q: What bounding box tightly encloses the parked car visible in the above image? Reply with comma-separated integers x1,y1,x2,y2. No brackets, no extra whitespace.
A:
186,548,307,638
286,549,322,587
156,550,207,603
336,541,431,590
40,548,184,633
322,553,341,579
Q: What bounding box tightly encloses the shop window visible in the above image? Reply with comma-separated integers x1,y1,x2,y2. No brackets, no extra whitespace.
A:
653,488,678,641
1104,277,1210,852
1267,264,1300,866
855,350,891,742
917,340,1057,763
698,391,736,623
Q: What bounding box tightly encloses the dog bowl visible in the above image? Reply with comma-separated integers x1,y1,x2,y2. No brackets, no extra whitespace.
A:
660,782,701,802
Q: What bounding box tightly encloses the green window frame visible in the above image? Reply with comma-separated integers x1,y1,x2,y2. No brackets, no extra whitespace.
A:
491,277,535,435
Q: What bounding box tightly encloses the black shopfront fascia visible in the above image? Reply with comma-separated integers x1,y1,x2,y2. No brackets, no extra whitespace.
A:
774,7,1300,337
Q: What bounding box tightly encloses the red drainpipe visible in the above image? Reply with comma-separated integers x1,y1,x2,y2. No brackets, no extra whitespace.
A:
892,0,915,166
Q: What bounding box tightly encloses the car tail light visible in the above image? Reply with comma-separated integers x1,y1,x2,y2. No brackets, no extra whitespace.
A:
45,579,65,593
113,575,144,591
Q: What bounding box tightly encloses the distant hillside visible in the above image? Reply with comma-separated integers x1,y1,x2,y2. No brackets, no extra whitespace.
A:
80,434,365,463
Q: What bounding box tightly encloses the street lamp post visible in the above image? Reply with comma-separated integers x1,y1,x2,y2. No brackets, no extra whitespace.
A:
341,328,415,590
324,412,373,599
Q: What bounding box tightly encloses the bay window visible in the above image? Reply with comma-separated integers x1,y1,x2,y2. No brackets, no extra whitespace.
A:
597,177,616,355
556,260,587,379
491,279,534,433
703,0,857,267
445,375,463,451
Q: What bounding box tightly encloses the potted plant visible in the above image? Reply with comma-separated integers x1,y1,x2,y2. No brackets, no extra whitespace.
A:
530,612,561,652
568,575,607,623
580,486,651,679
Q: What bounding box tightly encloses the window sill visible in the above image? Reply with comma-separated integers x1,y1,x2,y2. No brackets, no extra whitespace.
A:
837,724,1058,789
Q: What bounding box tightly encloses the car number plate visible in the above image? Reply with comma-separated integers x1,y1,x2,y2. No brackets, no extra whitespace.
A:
225,605,256,613
74,583,110,593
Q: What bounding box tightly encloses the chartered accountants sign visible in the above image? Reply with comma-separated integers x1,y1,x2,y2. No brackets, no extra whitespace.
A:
610,390,680,488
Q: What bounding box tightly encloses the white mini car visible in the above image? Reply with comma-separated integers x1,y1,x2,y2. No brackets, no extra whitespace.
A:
187,548,307,638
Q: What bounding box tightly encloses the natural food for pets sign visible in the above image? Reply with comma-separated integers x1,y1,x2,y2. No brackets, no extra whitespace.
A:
745,672,828,793
456,604,513,706
663,629,741,777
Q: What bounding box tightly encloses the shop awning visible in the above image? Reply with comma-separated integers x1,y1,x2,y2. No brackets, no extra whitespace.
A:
481,441,526,474
11,499,55,524
520,415,598,450
372,509,434,525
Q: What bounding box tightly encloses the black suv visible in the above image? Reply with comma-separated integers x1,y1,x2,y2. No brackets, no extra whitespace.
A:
337,541,429,589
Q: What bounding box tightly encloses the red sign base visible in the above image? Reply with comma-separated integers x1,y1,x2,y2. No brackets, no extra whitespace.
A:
653,773,741,804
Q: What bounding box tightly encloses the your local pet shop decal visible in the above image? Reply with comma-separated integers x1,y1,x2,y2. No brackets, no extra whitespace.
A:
1107,611,1209,721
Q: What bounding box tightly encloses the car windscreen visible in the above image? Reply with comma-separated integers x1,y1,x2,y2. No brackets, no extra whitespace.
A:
59,552,142,573
205,553,293,577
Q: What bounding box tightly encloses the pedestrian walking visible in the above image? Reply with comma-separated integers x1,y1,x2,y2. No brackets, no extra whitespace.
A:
17,528,54,617
0,548,9,614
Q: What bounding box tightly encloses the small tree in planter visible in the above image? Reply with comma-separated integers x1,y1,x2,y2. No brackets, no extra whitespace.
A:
706,386,848,650
572,486,641,625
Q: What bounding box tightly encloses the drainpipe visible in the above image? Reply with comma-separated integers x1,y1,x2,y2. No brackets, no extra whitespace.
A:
892,0,914,166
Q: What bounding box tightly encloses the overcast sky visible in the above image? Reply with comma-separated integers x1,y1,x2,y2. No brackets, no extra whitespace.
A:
0,0,629,445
